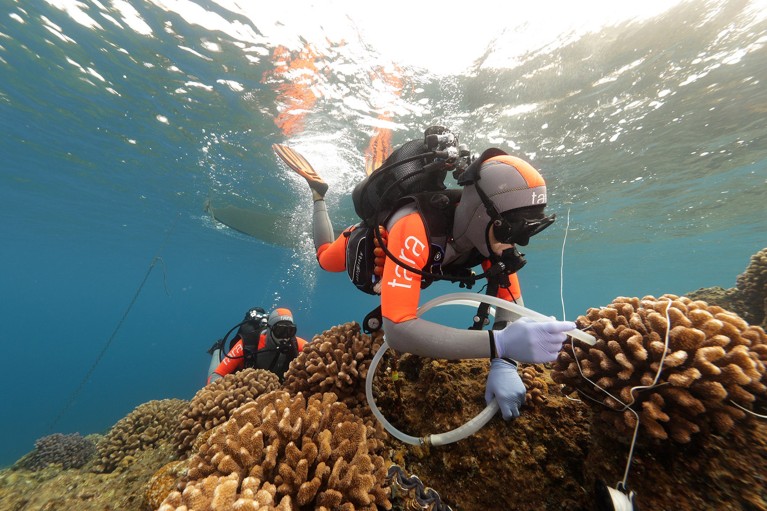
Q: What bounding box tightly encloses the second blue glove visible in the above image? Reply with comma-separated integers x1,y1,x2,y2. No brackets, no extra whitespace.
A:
485,358,526,420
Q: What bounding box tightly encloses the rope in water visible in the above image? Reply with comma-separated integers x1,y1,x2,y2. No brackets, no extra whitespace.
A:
47,213,181,432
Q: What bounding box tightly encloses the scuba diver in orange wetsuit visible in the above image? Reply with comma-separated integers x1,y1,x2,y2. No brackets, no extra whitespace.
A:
207,307,307,384
273,127,576,421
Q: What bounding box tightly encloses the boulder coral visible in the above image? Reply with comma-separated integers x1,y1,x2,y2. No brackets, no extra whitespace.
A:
14,433,97,471
552,294,767,443
159,390,390,511
175,368,281,455
94,399,188,473
733,247,767,328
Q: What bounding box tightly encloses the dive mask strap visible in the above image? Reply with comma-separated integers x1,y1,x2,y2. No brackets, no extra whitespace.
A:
456,147,508,185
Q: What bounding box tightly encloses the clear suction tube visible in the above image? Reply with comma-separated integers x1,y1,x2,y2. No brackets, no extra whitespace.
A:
365,338,500,446
365,292,596,446
418,292,596,345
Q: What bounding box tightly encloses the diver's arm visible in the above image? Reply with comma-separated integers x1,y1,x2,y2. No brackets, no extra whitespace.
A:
383,316,492,359
380,211,494,360
207,340,244,384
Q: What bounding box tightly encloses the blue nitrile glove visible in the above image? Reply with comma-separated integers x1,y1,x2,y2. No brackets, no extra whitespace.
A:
485,358,525,420
494,317,577,364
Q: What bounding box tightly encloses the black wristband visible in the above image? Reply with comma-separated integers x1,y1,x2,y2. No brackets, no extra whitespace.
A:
501,357,518,367
488,330,497,359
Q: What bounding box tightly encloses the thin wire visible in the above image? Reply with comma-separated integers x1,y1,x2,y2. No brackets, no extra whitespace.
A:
729,400,767,419
560,208,570,321
568,297,673,489
47,213,181,432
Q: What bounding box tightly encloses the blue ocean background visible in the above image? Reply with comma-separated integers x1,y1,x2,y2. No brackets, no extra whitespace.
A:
1,0,765,467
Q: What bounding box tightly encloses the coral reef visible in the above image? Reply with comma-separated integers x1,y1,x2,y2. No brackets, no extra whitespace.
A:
520,364,550,407
145,460,187,510
283,322,385,419
94,399,188,473
0,444,178,511
582,411,767,510
159,390,390,511
175,368,281,455
5,309,766,511
733,247,767,328
688,247,767,329
552,294,767,443
371,354,591,511
14,433,97,471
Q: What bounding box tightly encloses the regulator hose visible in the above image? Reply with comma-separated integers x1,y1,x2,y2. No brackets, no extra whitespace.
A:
365,292,596,446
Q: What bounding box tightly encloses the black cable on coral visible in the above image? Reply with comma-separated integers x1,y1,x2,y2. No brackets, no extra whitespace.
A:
47,213,181,432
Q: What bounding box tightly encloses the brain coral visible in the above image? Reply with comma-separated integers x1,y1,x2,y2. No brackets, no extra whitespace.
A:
14,433,97,471
159,390,390,511
176,368,281,455
552,294,767,443
283,322,385,418
94,398,188,473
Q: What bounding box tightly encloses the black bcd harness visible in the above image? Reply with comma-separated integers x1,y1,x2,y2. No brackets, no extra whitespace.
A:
211,319,299,380
347,128,519,333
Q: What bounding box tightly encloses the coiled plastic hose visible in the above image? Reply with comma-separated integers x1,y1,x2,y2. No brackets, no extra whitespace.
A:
365,292,596,446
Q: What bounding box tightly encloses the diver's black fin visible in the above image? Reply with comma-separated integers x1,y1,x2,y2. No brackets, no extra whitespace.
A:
272,144,329,196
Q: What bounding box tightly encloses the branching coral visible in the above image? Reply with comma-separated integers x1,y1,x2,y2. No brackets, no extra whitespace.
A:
159,391,391,511
175,368,281,455
94,399,188,473
14,433,97,471
520,365,550,407
283,322,385,419
552,294,767,443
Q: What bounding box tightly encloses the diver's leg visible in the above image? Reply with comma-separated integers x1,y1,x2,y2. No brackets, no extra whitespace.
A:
313,199,336,252
273,144,336,253
207,349,222,384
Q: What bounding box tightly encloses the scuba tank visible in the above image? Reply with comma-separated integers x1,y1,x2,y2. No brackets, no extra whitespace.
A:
346,126,474,298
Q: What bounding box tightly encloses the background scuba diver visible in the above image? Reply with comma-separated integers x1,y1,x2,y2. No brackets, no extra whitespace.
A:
274,128,576,421
207,307,307,384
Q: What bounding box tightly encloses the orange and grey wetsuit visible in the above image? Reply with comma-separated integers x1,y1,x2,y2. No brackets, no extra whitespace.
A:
312,199,523,360
207,332,307,384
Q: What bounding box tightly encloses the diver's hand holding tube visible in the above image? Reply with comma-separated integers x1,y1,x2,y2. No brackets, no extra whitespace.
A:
493,317,577,364
485,358,525,420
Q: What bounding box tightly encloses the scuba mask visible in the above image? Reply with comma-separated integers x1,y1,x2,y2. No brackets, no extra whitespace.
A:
270,321,297,340
492,209,556,247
